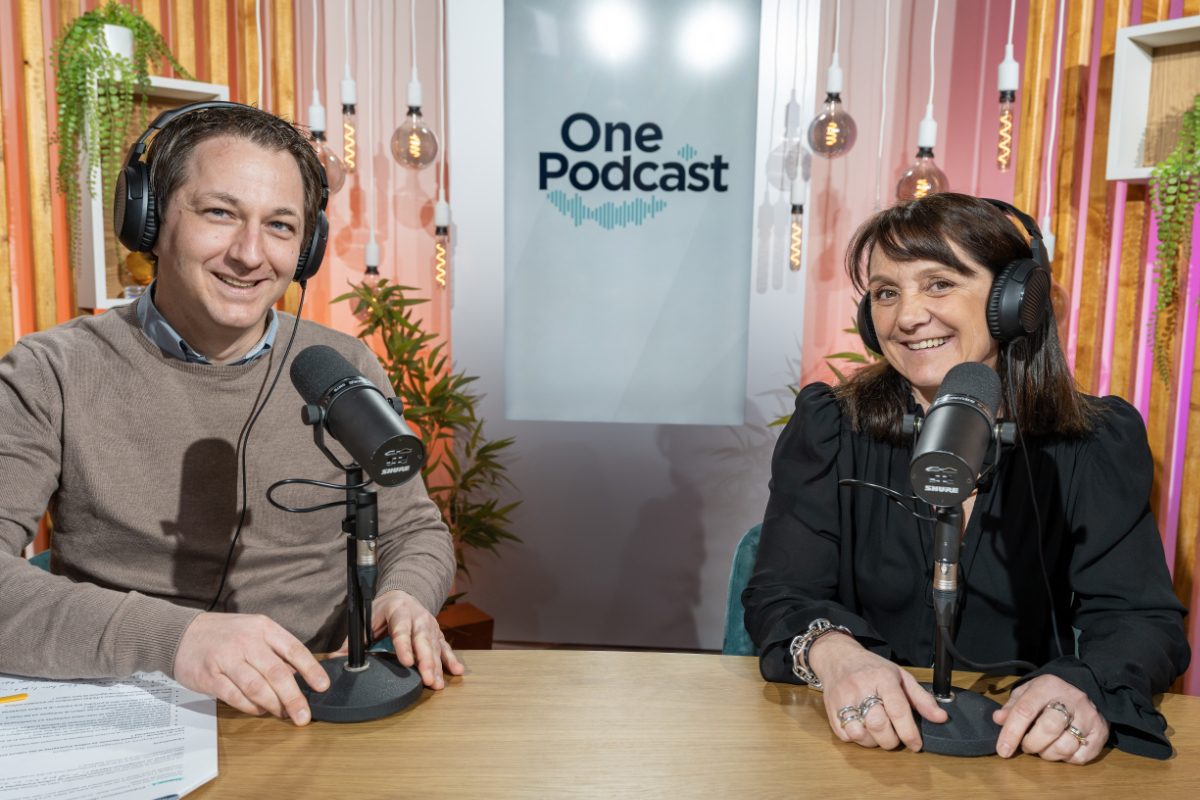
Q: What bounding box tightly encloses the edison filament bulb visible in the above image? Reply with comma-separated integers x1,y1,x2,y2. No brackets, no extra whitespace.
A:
342,105,358,174
896,148,948,201
311,131,347,194
787,179,804,272
354,266,382,323
807,93,857,159
434,199,450,291
391,107,439,170
997,91,1015,172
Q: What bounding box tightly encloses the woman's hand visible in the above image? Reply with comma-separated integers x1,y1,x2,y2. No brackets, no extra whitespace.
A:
808,633,948,751
993,674,1109,764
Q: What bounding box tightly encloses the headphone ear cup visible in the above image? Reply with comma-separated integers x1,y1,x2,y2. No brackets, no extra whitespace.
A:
988,258,1049,342
857,293,882,355
294,211,328,283
138,192,159,252
115,164,152,253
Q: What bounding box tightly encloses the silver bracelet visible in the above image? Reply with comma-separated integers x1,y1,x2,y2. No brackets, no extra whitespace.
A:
789,618,854,690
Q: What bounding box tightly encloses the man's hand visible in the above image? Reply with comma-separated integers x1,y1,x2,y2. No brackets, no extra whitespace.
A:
332,590,465,689
993,674,1109,764
173,612,329,725
808,633,948,751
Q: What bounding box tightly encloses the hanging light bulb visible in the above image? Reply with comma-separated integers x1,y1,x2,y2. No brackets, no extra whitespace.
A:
997,44,1019,172
434,198,450,290
341,67,358,175
308,91,347,194
391,69,439,169
355,233,383,323
807,54,857,159
788,178,804,272
896,105,948,201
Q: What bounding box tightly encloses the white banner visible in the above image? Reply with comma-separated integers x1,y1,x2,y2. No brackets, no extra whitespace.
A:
504,0,762,424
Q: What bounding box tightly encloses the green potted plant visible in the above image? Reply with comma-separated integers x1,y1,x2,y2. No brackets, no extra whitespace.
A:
337,281,521,606
1149,93,1200,385
51,1,192,267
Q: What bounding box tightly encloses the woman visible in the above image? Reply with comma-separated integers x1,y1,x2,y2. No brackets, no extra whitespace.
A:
743,193,1190,763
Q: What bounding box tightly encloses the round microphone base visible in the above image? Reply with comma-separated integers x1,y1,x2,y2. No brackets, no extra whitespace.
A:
297,653,424,723
915,683,1003,757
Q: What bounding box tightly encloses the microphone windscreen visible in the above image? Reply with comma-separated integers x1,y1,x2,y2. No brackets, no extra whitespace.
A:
934,362,1001,416
290,344,365,405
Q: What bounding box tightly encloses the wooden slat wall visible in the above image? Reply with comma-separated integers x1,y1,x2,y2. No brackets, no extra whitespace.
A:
271,0,301,317
18,0,56,332
238,0,260,109
171,0,197,77
1110,186,1148,401
1013,0,1057,215
1046,0,1094,297
206,1,230,88
1073,0,1133,393
0,48,12,357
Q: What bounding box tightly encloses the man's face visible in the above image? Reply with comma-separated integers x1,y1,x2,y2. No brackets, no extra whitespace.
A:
152,136,305,336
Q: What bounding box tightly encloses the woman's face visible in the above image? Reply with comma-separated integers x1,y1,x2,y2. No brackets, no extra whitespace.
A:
867,244,1000,408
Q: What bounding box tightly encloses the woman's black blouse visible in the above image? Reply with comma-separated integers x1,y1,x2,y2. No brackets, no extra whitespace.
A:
743,383,1191,759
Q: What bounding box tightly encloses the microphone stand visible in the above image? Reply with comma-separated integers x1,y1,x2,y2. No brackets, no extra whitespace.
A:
292,405,424,723
917,503,1004,756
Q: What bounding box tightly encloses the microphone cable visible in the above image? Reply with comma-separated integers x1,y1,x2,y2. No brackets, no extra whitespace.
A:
266,476,374,514
1006,351,1066,658
207,282,308,613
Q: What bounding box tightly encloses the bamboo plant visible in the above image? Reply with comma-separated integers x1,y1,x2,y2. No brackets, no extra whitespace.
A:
336,281,521,603
1149,93,1200,385
51,2,191,267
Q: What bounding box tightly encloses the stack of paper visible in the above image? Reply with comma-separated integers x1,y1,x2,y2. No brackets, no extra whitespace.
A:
0,672,216,800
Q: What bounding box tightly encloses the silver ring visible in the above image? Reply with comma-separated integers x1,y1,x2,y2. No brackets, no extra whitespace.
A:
859,695,884,717
1045,701,1074,729
1066,725,1088,746
838,705,863,728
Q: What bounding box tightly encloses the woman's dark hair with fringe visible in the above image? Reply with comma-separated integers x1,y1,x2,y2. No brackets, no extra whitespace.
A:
833,193,1098,445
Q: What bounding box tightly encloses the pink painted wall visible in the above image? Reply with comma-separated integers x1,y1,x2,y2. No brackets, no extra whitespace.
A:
295,0,449,341
800,0,1026,386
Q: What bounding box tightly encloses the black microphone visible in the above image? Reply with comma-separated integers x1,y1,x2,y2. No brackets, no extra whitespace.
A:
290,345,425,486
908,361,1001,507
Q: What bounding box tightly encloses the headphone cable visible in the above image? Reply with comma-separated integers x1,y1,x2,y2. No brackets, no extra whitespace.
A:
207,283,307,612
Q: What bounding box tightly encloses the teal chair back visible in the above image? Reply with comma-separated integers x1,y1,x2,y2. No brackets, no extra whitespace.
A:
722,524,761,656
29,550,50,571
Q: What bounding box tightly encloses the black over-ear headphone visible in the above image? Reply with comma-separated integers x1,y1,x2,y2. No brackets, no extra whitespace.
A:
114,101,329,284
857,198,1051,355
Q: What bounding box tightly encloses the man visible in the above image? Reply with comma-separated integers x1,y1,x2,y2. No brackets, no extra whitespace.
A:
0,105,462,726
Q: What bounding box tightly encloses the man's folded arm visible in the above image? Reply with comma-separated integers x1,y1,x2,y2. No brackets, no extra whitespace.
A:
0,341,201,680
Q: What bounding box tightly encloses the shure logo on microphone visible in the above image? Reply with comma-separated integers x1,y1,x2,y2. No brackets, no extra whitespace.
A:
924,485,959,493
381,466,412,475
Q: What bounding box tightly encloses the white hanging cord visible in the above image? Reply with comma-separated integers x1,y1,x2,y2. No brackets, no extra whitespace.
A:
256,0,264,107
876,0,890,211
833,0,841,60
1007,0,1017,45
411,0,418,74
928,0,938,109
1041,0,1067,241
312,0,319,94
438,0,446,201
368,0,375,234
344,0,351,72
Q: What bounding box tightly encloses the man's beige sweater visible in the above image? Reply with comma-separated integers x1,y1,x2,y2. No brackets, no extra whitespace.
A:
0,304,455,680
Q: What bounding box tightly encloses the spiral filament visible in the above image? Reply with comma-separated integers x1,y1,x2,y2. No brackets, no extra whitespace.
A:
435,228,449,290
997,97,1014,172
914,178,931,198
343,123,356,172
409,132,421,160
824,121,840,148
789,204,804,272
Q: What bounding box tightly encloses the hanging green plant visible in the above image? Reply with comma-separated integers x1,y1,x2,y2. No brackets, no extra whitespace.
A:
1149,93,1200,385
770,312,881,428
336,281,521,605
51,1,192,267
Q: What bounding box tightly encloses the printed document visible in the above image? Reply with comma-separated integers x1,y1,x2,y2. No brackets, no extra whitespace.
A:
0,672,216,800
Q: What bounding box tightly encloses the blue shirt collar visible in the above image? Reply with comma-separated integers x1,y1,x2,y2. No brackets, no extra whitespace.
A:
136,281,278,366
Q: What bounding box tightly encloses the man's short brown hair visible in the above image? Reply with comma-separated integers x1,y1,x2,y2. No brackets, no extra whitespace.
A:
144,104,323,265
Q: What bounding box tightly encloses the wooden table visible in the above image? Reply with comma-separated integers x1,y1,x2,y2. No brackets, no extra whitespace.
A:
190,651,1200,799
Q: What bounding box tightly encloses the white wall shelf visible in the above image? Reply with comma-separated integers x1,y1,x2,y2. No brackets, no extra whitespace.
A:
1107,16,1200,183
77,76,229,310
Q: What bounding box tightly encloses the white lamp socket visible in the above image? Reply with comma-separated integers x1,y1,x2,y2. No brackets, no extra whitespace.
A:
1041,215,1056,263
340,74,357,105
407,68,423,108
998,44,1020,93
790,178,805,205
435,200,451,228
917,105,938,149
308,90,326,134
825,53,843,94
365,233,381,268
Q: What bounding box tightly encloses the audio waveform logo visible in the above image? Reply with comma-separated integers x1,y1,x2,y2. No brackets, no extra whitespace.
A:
546,190,667,230
677,144,697,161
